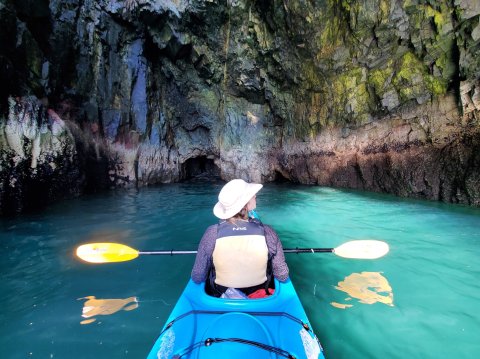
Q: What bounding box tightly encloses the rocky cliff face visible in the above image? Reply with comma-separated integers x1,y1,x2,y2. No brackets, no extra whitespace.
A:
1,0,479,214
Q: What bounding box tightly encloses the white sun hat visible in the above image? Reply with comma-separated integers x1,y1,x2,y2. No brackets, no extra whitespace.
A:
213,179,263,219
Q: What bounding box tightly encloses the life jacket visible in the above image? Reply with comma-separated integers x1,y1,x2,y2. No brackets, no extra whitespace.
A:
212,220,268,288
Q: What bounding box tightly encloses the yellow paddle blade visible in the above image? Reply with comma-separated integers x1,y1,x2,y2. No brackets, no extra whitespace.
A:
333,240,389,259
76,243,139,263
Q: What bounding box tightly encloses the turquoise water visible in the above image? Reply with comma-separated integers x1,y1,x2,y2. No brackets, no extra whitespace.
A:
1,183,480,358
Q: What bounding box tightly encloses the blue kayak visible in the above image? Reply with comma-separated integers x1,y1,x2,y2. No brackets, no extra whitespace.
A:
147,279,325,358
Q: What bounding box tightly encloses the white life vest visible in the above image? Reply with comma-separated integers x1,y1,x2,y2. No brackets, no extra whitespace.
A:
213,221,268,288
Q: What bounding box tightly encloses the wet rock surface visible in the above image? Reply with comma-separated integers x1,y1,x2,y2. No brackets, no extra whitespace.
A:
1,0,479,213
0,97,82,214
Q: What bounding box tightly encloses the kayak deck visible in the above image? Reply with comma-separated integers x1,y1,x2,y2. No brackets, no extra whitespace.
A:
147,279,325,358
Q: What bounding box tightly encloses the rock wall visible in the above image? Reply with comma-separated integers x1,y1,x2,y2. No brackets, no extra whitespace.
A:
0,97,82,213
278,92,480,205
1,0,479,214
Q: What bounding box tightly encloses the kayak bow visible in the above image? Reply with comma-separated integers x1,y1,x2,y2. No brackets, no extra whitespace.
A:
147,279,325,359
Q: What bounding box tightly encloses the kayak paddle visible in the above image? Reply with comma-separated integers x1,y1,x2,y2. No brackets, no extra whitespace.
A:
76,240,389,264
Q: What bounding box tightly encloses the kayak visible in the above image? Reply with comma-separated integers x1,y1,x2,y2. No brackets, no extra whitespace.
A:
146,278,325,358
147,279,324,358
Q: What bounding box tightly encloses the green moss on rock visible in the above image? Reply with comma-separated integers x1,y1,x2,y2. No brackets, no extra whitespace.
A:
368,60,395,97
392,51,447,102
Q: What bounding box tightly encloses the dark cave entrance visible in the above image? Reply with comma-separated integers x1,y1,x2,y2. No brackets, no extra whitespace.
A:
181,156,221,182
274,170,291,183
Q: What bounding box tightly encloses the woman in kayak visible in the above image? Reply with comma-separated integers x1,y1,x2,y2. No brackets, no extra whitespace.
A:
191,179,289,298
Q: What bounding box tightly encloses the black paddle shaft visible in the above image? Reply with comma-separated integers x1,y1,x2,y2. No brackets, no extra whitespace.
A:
138,248,334,255
283,248,334,254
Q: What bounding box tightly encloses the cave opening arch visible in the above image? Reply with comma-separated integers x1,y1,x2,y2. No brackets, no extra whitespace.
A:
180,156,221,182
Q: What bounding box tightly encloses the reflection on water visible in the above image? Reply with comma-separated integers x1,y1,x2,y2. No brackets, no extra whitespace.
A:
331,272,394,309
79,296,139,325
